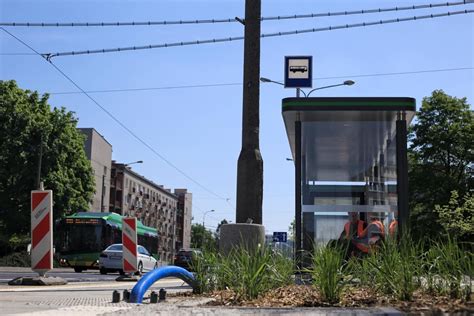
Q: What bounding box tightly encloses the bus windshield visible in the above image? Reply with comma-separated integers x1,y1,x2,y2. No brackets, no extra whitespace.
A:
57,221,104,254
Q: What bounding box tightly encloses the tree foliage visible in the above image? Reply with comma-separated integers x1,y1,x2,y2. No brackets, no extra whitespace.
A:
408,90,473,240
435,191,473,242
0,80,95,241
190,223,215,250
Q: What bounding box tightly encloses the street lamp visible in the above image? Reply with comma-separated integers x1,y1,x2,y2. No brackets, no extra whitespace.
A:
260,77,284,86
124,160,143,167
304,80,355,97
260,77,355,97
203,209,215,227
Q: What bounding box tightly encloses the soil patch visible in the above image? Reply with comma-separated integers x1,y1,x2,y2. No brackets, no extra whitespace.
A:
171,285,473,314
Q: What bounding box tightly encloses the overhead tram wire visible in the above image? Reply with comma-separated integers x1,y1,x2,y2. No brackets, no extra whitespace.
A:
0,27,227,202
47,67,474,95
44,9,474,59
1,0,472,27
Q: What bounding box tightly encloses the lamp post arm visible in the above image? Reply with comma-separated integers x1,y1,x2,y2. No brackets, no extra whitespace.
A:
305,83,346,97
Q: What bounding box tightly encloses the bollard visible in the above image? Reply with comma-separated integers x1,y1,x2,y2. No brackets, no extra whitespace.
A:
123,289,130,302
159,288,166,301
150,291,158,303
112,290,120,303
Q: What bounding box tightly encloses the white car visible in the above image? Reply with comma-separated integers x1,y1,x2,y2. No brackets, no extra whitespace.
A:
99,244,158,275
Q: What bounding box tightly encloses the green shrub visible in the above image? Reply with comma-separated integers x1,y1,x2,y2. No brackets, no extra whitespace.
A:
0,252,31,267
425,236,472,299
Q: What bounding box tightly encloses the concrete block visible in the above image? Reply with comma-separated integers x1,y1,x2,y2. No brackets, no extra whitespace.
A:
219,223,265,255
8,276,67,286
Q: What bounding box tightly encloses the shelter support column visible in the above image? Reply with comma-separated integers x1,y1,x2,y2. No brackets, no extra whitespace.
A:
295,120,302,269
396,111,409,237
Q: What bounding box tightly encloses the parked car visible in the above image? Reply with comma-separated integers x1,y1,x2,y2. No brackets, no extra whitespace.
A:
173,249,202,270
99,244,157,275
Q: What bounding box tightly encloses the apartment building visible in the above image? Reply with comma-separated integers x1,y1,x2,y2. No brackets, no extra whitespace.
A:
174,189,192,251
78,128,112,212
110,162,192,264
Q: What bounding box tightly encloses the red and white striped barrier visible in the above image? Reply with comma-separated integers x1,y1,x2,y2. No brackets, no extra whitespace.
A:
122,217,138,273
31,190,53,275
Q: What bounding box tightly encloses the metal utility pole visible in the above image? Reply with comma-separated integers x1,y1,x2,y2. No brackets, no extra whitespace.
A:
236,0,263,224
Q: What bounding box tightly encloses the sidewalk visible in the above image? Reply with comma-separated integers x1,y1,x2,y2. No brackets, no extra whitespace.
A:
0,280,402,316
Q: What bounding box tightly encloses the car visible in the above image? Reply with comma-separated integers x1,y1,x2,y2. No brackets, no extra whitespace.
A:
98,244,158,275
173,249,201,270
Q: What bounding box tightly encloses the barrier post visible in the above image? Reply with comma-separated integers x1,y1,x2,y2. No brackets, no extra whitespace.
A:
31,190,53,277
122,217,138,274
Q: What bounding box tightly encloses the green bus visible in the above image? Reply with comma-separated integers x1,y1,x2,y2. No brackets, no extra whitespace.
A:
55,212,159,272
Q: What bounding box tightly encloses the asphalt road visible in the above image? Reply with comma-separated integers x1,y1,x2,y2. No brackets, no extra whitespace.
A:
0,267,120,283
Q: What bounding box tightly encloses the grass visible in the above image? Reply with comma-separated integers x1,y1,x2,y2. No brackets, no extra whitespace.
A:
423,236,473,299
192,244,293,300
367,236,422,301
191,235,473,305
310,244,347,304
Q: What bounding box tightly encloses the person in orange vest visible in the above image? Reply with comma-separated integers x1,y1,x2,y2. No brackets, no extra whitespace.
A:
352,212,385,254
338,212,366,258
339,211,366,241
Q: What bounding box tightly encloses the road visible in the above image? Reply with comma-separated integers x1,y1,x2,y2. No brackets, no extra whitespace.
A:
0,274,195,315
0,267,125,284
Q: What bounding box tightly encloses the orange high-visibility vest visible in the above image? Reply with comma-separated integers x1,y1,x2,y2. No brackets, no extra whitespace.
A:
343,220,366,238
389,220,398,237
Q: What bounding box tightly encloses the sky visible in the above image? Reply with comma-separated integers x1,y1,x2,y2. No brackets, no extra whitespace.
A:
1,0,473,236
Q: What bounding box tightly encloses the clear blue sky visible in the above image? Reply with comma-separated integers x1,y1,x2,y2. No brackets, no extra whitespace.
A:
1,0,473,235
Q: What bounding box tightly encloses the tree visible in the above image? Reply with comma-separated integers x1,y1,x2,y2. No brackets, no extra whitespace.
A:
435,191,473,243
408,90,473,241
190,223,215,250
288,219,295,241
0,80,95,242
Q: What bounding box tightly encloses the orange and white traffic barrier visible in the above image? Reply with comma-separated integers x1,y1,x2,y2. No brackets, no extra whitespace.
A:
31,190,53,276
122,217,138,274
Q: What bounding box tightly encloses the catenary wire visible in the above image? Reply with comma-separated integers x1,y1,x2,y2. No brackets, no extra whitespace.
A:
45,67,473,95
45,10,473,59
0,52,37,55
0,1,472,26
0,27,228,202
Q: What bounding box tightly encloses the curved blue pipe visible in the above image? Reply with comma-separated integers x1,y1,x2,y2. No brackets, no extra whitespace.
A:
129,265,195,304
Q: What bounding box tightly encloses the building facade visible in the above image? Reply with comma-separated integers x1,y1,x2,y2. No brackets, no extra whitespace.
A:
174,189,193,251
78,128,112,212
110,162,191,264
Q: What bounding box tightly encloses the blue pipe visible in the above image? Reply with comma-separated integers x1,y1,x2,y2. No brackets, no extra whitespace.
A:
129,266,195,304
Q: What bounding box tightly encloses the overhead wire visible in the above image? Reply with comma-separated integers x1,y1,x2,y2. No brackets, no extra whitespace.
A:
0,26,228,202
0,1,472,26
44,67,473,95
44,9,474,59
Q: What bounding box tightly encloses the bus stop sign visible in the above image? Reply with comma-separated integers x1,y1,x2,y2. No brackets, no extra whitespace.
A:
273,232,287,243
285,56,312,88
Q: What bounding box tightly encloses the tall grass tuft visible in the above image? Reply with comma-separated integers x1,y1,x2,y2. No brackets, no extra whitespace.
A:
367,235,421,301
191,250,219,294
223,244,294,300
311,244,346,304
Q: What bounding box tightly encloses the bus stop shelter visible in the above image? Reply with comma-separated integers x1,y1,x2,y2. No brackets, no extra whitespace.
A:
282,97,416,265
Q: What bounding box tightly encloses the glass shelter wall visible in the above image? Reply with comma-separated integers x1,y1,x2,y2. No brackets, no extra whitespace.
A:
301,113,399,248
